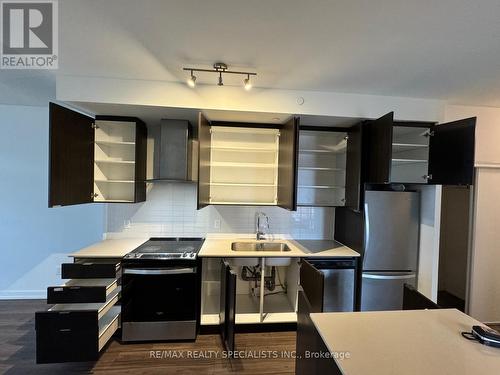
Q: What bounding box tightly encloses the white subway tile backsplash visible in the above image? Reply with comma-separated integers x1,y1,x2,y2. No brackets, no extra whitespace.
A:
106,183,334,239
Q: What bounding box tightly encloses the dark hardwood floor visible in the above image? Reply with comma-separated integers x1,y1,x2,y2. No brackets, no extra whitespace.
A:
0,300,296,375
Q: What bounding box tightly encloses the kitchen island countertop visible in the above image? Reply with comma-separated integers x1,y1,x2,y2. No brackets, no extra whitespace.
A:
310,308,500,375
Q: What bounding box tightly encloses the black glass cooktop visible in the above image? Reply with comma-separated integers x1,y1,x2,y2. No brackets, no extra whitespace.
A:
124,237,204,260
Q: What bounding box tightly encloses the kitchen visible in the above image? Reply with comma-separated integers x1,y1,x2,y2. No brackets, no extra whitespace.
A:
2,1,500,374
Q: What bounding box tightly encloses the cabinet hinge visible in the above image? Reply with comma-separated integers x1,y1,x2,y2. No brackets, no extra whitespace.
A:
422,174,433,181
422,130,434,137
92,193,99,199
91,123,99,129
344,135,349,141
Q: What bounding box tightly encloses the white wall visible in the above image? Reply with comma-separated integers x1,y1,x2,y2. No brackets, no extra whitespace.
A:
444,104,500,322
106,183,334,240
469,168,500,322
0,104,105,299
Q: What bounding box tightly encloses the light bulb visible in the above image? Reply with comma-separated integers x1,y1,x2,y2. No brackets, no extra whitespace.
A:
187,74,196,88
244,77,252,90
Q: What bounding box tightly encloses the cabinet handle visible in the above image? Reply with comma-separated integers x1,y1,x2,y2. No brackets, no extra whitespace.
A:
422,174,433,181
92,193,99,198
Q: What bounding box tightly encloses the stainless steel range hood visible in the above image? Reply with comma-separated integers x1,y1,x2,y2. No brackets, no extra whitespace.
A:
147,119,197,182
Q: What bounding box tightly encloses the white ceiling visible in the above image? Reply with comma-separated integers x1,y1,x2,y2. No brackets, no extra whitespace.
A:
3,1,500,107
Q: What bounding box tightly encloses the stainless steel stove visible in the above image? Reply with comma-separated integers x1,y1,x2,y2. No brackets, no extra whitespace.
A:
123,237,204,260
121,237,204,342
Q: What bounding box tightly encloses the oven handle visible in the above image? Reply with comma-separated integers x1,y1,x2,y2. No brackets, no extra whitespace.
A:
123,267,197,275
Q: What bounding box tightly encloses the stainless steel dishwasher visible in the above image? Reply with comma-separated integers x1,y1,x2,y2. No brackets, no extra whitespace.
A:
301,258,357,312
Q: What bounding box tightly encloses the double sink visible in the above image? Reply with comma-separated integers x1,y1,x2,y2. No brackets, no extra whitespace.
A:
229,241,291,267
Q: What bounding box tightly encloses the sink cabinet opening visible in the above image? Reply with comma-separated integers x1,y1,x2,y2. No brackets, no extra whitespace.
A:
200,258,299,325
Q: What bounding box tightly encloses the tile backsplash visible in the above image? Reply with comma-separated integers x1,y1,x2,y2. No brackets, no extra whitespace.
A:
106,183,334,239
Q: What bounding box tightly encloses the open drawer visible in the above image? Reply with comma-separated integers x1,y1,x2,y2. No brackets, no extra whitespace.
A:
62,259,121,279
47,278,118,304
35,304,120,363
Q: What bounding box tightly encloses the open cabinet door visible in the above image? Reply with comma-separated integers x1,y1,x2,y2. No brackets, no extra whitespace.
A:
428,117,476,185
49,102,94,207
219,260,236,353
277,117,299,210
300,260,325,312
345,123,363,211
197,112,211,209
364,112,394,184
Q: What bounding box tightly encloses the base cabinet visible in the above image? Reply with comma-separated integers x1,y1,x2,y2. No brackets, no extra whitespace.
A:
35,258,122,364
295,290,341,375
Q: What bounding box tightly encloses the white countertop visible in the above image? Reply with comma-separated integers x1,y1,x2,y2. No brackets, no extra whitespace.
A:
310,309,500,375
68,235,359,259
198,237,360,258
69,238,148,258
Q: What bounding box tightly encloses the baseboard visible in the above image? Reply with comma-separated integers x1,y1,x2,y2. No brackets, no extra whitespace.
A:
0,290,46,300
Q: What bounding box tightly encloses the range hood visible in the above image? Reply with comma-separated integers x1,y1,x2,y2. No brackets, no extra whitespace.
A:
148,119,197,182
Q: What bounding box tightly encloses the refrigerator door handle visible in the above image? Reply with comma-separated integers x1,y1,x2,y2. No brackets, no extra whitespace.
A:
364,202,370,254
362,273,416,280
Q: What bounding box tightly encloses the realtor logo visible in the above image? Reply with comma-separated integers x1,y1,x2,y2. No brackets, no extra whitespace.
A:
1,0,58,69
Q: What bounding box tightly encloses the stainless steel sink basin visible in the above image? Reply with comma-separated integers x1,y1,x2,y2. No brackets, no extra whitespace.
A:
231,242,291,252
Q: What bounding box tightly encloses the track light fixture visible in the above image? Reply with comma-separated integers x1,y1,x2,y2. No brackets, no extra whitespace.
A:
244,74,252,90
183,62,256,89
187,70,196,88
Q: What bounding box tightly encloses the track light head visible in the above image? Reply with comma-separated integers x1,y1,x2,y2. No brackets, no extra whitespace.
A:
244,75,252,90
187,71,196,88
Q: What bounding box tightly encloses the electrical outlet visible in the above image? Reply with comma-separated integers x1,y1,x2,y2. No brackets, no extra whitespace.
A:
213,218,221,230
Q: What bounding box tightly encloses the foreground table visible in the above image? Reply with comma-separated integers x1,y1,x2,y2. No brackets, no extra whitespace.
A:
307,309,500,375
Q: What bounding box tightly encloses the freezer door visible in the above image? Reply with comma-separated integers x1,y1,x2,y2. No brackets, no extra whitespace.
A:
361,272,416,311
364,190,420,271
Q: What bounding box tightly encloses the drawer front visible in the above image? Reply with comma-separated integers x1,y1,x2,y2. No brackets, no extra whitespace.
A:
62,262,120,279
36,326,98,363
35,308,120,363
35,310,96,332
47,286,108,304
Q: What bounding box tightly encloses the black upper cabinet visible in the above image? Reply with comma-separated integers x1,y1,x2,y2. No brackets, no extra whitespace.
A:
363,112,394,184
345,123,363,211
197,112,211,209
49,103,94,207
48,103,147,207
364,113,476,186
277,117,299,210
428,118,476,185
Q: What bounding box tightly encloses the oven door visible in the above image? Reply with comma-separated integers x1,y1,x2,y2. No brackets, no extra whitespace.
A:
121,266,198,341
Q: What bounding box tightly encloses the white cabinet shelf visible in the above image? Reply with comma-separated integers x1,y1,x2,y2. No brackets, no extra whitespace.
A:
95,160,135,165
392,158,428,164
94,120,138,202
96,140,135,146
390,126,430,183
94,179,135,184
211,161,276,169
208,126,280,206
298,167,345,171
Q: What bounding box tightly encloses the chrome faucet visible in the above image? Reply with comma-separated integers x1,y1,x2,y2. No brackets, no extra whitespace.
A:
256,212,270,241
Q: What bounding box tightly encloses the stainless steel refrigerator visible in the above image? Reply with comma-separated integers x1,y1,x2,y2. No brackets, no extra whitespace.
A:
361,190,420,311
